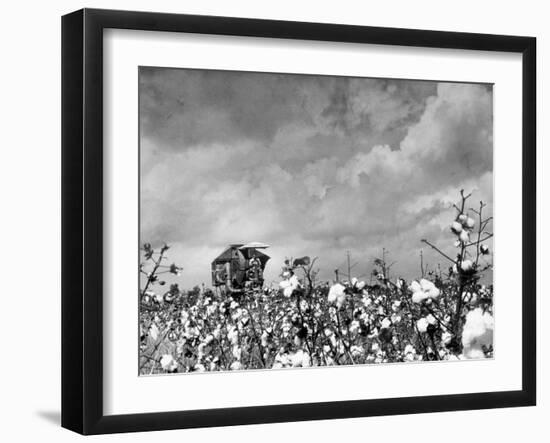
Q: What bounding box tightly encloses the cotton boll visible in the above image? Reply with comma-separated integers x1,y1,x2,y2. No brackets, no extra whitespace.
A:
461,308,494,359
355,280,366,290
416,317,429,333
463,346,486,359
410,279,440,304
426,314,437,325
459,230,470,243
412,291,426,304
230,361,243,371
291,350,311,367
279,274,300,297
349,320,360,334
451,221,463,234
461,259,474,273
328,283,345,304
420,279,440,299
160,354,177,371
193,363,206,372
480,244,490,255
149,323,160,341
404,344,416,361
458,214,468,223
465,217,475,229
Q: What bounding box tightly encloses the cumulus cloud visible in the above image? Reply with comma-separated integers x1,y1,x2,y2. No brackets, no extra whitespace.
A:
140,68,493,288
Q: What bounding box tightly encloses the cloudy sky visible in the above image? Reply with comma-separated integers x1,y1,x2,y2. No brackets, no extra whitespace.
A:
139,67,493,289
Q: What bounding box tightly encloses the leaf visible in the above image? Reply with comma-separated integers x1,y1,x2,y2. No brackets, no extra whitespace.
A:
293,256,311,267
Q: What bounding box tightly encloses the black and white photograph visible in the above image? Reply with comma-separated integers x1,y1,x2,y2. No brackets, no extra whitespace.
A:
138,67,494,374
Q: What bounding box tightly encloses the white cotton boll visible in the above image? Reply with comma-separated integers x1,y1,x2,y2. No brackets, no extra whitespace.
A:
411,279,439,303
459,230,470,243
291,350,310,367
336,293,347,309
328,283,345,304
362,296,372,308
212,327,221,341
451,221,463,234
149,323,160,341
351,277,358,286
461,308,494,359
426,314,437,325
380,317,392,329
391,314,402,324
458,214,467,223
409,280,421,293
279,274,300,297
230,361,243,371
371,342,380,352
465,217,475,229
356,280,366,290
404,344,416,362
461,260,474,273
392,300,402,311
160,354,177,371
420,279,440,298
412,291,426,304
416,317,429,333
480,244,490,255
462,346,486,359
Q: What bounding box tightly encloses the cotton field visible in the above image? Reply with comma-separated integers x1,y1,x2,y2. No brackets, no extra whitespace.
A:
139,191,493,374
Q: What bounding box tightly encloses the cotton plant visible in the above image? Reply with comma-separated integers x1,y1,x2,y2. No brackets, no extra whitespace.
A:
138,191,494,374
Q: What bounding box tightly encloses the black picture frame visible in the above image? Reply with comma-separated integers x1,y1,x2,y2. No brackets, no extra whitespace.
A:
62,8,537,435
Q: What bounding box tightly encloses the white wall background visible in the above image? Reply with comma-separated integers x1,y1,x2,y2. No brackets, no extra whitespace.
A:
0,0,546,441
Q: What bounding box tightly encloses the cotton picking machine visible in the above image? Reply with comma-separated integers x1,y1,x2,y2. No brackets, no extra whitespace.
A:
211,242,270,294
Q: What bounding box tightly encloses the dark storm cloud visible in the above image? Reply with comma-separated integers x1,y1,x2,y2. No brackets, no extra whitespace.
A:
140,67,492,288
